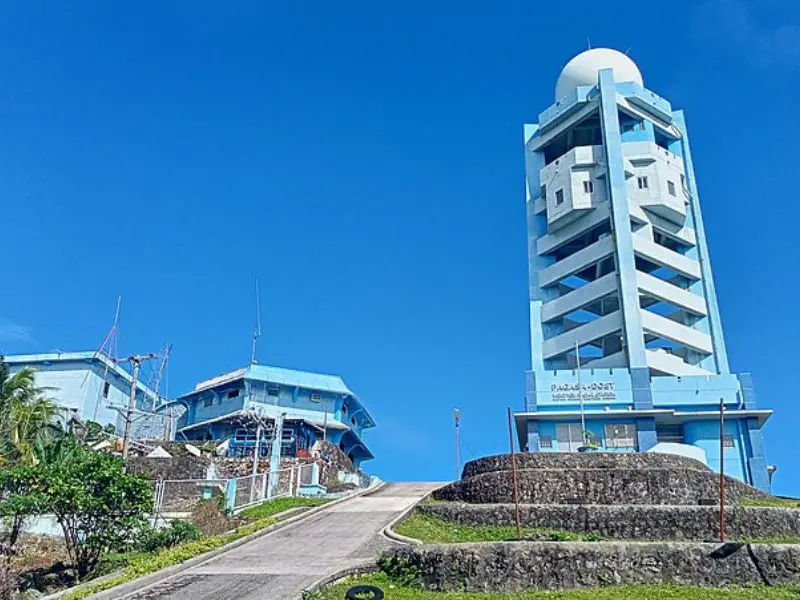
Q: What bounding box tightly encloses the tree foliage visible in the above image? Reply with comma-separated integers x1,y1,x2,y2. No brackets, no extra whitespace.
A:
0,356,61,466
30,439,153,578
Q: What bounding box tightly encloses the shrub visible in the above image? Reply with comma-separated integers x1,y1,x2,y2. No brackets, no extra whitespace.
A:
136,521,201,554
191,497,235,537
30,441,153,579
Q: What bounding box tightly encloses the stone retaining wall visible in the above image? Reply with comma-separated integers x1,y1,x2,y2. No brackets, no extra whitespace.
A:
462,452,711,479
385,542,800,591
419,503,800,541
434,468,762,505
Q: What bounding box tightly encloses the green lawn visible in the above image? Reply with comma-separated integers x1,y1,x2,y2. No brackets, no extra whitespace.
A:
394,513,601,544
739,496,800,509
239,496,331,522
309,573,800,600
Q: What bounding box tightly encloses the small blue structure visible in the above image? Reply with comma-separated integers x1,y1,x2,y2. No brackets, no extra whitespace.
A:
517,49,773,491
175,364,375,466
3,351,160,435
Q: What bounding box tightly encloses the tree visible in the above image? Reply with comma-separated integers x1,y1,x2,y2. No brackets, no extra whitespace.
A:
0,357,61,466
32,440,153,579
0,466,46,550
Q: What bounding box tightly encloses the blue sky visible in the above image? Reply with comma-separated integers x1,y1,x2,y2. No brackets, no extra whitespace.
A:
1,0,798,494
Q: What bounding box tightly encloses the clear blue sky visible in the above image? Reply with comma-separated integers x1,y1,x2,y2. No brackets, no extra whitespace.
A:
1,0,798,494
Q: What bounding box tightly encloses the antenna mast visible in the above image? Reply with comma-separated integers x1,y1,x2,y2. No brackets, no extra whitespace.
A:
250,278,262,364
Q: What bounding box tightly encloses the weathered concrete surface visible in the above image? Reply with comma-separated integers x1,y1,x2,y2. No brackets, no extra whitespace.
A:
386,541,800,592
112,483,441,600
462,452,714,479
419,502,800,541
435,467,762,505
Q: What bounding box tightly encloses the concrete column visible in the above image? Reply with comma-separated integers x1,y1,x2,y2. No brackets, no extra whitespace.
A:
672,110,730,375
598,68,653,410
526,420,540,453
635,417,657,451
267,412,286,498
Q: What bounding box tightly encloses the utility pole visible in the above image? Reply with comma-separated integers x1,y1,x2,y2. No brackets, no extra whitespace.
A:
118,353,158,460
454,408,461,481
719,398,726,542
250,278,262,365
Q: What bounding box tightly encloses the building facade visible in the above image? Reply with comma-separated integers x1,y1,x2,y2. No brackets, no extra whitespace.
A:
4,352,161,435
174,364,375,467
515,49,772,491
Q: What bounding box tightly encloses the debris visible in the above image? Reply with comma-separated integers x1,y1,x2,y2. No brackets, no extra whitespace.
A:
146,446,172,459
185,444,201,457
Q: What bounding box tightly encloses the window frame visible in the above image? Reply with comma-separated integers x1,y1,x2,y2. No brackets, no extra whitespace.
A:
555,189,565,205
667,180,676,197
637,176,649,190
604,423,637,449
583,180,594,194
539,435,553,449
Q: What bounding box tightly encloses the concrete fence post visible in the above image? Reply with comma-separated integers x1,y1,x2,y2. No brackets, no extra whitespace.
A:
225,479,237,514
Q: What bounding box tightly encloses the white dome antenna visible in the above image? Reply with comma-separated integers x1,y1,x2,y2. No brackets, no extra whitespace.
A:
555,48,643,102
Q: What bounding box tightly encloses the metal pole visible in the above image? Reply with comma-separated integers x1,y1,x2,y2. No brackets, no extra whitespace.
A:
454,408,461,481
323,401,328,444
122,359,141,460
575,341,586,445
507,407,522,540
720,398,726,542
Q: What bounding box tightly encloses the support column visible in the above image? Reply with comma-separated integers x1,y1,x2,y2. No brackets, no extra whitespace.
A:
635,417,657,451
267,412,286,498
598,68,652,410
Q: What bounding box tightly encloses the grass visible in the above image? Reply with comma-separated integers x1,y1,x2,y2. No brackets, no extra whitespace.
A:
394,513,602,544
239,496,331,522
739,496,800,509
741,536,800,544
308,573,800,600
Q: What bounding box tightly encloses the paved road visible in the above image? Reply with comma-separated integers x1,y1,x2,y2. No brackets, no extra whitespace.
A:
120,483,440,600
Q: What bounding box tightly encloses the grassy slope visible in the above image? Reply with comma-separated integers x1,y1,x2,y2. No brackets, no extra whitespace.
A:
313,574,800,600
394,513,601,544
239,496,331,521
740,497,800,509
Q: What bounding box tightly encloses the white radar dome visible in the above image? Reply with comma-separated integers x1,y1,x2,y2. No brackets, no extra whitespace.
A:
555,48,643,102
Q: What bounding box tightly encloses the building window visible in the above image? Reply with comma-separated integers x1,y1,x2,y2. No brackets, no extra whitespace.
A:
583,180,594,194
102,381,110,399
680,174,686,189
556,423,584,452
342,404,348,414
605,424,637,449
723,435,735,448
351,417,356,426
667,180,676,196
267,387,280,397
226,389,240,400
555,189,564,205
539,435,553,449
310,392,322,402
203,396,213,408
637,176,649,190
540,185,546,199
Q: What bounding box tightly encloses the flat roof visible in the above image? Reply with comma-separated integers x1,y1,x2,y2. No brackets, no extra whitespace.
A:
4,351,159,400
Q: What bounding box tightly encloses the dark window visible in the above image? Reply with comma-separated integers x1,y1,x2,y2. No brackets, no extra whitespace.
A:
227,389,240,399
583,180,594,194
723,435,735,448
680,174,686,189
637,176,649,190
203,396,213,408
267,387,280,397
351,417,356,426
555,189,564,205
102,381,110,399
540,185,546,199
342,404,348,414
310,392,322,402
667,180,676,196
539,435,553,449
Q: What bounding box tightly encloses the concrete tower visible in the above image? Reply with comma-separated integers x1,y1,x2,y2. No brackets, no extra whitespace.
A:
516,49,772,491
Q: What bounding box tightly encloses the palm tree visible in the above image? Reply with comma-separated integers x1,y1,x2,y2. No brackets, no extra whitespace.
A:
0,357,61,466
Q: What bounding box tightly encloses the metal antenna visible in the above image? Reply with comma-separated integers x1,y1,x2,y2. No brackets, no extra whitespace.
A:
250,278,262,365
587,37,592,50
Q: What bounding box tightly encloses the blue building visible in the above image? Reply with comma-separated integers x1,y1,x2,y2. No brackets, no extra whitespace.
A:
174,364,376,467
4,351,161,435
515,49,772,491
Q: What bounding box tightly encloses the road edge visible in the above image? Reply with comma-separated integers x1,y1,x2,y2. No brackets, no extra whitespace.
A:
53,483,386,600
